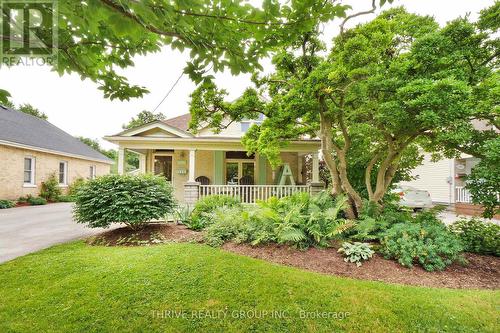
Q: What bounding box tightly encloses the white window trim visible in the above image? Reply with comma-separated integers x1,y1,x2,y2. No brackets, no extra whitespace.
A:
23,156,36,187
58,161,68,187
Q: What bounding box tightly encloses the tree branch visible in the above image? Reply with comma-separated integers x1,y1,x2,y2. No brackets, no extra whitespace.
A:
339,0,377,35
99,0,183,39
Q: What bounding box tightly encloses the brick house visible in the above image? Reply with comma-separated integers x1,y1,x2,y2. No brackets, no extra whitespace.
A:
0,105,112,200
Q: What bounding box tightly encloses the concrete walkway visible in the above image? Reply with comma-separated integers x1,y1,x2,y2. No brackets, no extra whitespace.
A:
438,211,500,225
0,203,112,264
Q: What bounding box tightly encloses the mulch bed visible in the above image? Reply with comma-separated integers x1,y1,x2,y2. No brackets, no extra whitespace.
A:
87,223,203,246
88,223,499,289
222,242,500,290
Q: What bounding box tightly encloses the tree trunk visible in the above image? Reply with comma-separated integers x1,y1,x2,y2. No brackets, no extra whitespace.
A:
318,107,362,219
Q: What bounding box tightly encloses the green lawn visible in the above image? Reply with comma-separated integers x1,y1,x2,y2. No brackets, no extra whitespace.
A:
0,242,498,333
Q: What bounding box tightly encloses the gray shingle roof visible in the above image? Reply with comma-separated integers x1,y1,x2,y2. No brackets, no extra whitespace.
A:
0,105,112,163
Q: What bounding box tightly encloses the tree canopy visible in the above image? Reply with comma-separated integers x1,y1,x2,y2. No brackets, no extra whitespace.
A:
2,101,49,120
190,5,499,218
122,110,165,129
1,0,359,100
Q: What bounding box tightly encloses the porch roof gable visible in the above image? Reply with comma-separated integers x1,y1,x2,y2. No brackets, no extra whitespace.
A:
113,121,194,138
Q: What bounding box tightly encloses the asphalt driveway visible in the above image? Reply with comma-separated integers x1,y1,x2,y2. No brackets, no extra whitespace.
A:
0,203,112,263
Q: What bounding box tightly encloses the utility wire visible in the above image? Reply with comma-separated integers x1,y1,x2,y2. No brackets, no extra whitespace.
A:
151,71,184,112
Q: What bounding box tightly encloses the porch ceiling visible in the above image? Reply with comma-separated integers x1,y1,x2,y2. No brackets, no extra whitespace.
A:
103,136,321,152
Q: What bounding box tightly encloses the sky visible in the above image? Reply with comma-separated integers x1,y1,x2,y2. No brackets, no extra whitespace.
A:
0,0,494,149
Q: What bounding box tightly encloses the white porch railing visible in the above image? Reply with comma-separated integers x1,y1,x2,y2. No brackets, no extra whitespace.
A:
455,186,472,203
199,185,311,204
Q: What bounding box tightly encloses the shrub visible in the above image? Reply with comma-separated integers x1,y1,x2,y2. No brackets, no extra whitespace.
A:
450,219,500,256
68,177,86,197
380,221,463,271
204,206,275,247
351,205,444,242
0,199,15,209
338,242,374,266
269,193,353,248
57,195,75,202
40,173,62,201
189,195,241,230
204,192,354,249
18,195,31,203
28,196,47,206
73,174,176,230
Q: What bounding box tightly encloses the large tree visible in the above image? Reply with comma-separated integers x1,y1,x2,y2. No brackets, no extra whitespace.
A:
189,5,498,218
1,0,351,100
122,110,165,129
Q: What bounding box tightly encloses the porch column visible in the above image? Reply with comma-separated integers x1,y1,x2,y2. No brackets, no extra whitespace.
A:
311,152,320,183
309,151,324,196
139,153,146,174
188,149,196,182
185,149,200,205
118,147,125,175
297,154,303,184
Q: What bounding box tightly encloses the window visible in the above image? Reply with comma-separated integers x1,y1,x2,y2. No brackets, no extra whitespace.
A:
24,157,35,185
225,160,255,184
225,151,254,159
89,165,96,179
240,115,264,133
59,162,68,185
241,122,250,133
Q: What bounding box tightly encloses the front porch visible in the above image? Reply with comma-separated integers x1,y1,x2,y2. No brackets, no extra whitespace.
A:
110,139,323,204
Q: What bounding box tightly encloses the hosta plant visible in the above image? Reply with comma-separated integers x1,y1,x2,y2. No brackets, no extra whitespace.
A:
338,242,375,267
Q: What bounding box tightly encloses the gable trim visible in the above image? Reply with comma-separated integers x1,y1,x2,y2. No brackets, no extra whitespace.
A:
117,121,193,138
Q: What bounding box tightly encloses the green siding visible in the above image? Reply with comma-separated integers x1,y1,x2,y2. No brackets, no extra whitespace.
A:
258,154,267,185
213,151,224,184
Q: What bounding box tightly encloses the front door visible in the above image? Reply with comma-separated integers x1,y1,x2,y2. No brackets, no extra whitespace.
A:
154,155,173,181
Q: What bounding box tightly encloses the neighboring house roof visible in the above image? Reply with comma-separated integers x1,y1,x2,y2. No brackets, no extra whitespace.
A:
0,105,113,163
162,113,191,132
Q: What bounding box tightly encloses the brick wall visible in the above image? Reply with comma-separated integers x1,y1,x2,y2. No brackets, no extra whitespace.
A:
0,145,110,200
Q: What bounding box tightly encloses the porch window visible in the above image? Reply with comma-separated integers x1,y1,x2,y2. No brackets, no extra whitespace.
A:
154,155,173,181
225,160,255,184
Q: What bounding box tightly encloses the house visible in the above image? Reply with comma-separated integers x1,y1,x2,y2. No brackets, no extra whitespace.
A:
0,105,112,200
400,153,479,205
104,114,323,204
400,118,500,217
399,153,495,217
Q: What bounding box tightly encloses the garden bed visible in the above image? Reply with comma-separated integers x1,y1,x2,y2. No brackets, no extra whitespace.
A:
88,223,499,290
222,242,500,290
87,223,203,246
